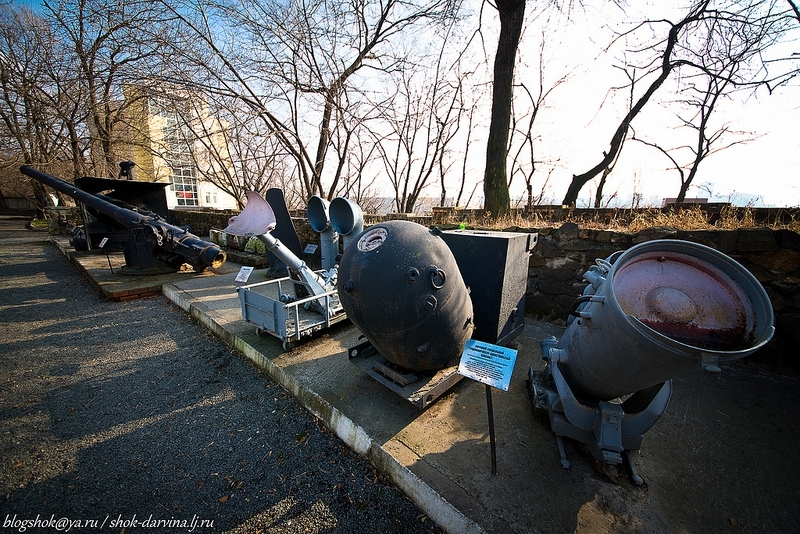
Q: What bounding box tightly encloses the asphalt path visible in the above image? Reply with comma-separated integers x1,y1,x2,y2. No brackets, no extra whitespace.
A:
0,215,442,533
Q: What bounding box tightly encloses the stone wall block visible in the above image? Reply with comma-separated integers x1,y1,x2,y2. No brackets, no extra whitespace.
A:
545,265,581,282
561,257,585,272
534,237,562,258
748,249,800,274
561,239,591,252
737,227,777,252
683,229,740,253
528,256,547,268
537,278,573,296
554,222,579,239
715,230,739,253
676,229,723,250
596,230,631,245
631,226,678,244
771,279,800,301
776,229,800,251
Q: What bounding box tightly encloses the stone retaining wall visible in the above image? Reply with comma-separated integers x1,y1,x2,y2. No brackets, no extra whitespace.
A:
169,209,238,236
50,206,799,370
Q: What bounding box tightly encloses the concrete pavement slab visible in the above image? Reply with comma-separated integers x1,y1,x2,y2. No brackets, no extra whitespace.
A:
50,235,800,533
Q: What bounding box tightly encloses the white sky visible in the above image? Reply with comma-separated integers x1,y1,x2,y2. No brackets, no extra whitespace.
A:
451,0,800,209
531,79,800,208
12,0,799,208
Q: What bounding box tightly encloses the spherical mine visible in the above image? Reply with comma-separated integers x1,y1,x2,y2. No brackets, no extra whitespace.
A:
337,220,474,372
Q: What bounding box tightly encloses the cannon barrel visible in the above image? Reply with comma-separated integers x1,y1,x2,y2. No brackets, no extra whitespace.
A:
23,165,154,229
22,166,226,273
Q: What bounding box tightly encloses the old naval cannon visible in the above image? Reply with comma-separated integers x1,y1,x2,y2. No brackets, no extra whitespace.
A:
527,239,774,482
21,166,226,274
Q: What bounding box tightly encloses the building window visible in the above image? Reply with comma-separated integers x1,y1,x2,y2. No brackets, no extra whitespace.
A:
150,95,199,207
171,165,198,206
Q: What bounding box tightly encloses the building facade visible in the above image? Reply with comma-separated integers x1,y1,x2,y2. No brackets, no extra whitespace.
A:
124,90,238,211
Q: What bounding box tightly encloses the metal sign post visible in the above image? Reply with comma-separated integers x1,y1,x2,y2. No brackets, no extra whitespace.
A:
457,339,518,475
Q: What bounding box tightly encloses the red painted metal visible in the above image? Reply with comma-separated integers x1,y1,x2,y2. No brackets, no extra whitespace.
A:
613,251,751,351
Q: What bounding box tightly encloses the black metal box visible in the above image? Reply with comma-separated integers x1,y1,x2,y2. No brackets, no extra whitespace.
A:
440,229,537,346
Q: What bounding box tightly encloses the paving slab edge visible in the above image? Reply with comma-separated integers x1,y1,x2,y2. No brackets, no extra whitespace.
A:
162,283,484,534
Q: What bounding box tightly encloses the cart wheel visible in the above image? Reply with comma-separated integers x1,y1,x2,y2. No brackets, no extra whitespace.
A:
256,328,270,339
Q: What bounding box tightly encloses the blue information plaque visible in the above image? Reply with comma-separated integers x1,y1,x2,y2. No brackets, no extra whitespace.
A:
457,339,518,391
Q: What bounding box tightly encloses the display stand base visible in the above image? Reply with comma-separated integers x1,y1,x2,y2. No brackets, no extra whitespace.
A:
348,340,463,409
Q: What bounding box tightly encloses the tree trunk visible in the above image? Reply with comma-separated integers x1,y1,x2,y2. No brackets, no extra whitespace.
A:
483,0,525,218
594,169,609,208
677,153,702,202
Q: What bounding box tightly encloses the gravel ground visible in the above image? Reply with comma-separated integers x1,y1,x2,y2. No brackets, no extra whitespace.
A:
0,224,442,533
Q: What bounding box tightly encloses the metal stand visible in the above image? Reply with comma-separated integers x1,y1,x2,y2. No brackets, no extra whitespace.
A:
526,336,673,484
237,274,347,349
486,384,497,475
348,340,464,409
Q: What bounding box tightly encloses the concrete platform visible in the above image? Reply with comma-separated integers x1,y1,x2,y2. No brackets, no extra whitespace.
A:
53,238,800,534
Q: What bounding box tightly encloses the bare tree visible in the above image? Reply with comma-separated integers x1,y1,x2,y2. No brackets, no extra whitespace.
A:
436,74,469,208
326,94,387,211
370,23,471,214
42,0,169,178
335,125,387,214
671,0,784,201
562,1,712,207
372,66,429,213
562,0,799,207
455,100,480,208
591,66,636,208
159,0,455,203
508,28,566,211
0,5,77,211
635,77,761,203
